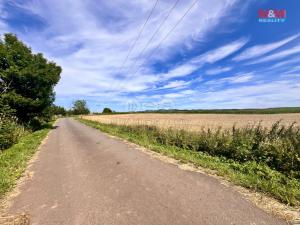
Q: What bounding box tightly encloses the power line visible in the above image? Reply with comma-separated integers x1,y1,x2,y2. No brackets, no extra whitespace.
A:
132,0,199,77
118,0,160,74
128,0,181,72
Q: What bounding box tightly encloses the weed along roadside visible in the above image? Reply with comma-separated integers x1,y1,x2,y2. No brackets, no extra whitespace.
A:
0,122,55,200
77,118,300,207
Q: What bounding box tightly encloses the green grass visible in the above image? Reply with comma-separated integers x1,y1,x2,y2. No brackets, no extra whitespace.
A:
78,118,300,206
0,123,54,199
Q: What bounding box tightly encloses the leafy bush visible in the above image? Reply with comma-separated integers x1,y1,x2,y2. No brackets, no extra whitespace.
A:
0,114,28,151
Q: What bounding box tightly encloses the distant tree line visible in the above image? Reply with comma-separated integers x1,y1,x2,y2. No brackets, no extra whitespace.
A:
50,100,114,116
128,107,300,114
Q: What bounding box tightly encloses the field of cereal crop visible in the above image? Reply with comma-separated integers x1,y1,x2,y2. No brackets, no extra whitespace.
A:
82,113,300,131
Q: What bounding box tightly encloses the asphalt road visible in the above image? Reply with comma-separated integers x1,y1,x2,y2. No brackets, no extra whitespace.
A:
8,118,287,225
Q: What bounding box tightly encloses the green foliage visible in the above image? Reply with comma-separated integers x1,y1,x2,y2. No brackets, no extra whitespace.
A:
0,33,62,123
102,107,113,114
79,118,300,206
0,123,52,197
0,99,28,150
71,100,90,115
49,104,67,116
0,114,28,151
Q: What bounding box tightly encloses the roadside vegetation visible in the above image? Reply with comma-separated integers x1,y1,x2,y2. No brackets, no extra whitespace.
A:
0,123,53,198
0,33,61,197
78,118,300,206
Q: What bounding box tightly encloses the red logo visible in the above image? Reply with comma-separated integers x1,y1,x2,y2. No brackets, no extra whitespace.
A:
258,9,286,18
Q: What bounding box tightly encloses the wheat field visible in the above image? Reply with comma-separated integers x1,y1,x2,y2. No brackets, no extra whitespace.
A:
82,113,300,131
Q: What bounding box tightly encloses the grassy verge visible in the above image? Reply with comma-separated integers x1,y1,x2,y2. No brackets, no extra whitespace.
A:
0,123,54,199
78,118,300,206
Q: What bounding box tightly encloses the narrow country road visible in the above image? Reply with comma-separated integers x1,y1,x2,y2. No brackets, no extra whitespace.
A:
8,118,287,225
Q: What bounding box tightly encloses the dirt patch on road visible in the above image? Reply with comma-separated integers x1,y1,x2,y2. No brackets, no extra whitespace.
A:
0,213,30,225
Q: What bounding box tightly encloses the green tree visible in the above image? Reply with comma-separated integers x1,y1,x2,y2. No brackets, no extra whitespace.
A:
102,107,113,114
49,104,67,116
72,100,90,115
0,33,62,123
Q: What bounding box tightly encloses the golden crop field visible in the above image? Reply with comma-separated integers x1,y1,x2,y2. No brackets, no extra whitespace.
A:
82,113,300,131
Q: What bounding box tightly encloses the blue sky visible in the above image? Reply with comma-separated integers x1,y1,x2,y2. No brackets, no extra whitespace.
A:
0,0,300,112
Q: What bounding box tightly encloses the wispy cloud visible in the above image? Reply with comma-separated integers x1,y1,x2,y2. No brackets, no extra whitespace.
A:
163,89,196,99
248,45,300,65
136,75,300,109
193,38,248,64
161,38,246,79
233,34,299,61
269,56,300,69
1,0,298,111
206,66,232,75
161,64,198,80
205,72,254,85
0,0,241,103
197,78,300,109
159,80,191,90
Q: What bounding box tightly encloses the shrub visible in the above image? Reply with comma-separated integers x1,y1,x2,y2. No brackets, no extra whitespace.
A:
0,114,28,151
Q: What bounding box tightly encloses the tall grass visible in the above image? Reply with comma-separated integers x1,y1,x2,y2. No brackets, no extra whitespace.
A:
143,121,300,178
79,118,300,206
0,123,53,198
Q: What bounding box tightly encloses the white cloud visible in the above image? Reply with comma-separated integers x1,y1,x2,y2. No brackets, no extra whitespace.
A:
164,89,196,99
193,38,248,64
230,74,253,83
160,80,190,89
135,75,300,109
248,45,300,65
161,64,198,79
6,0,297,110
207,79,300,107
206,66,232,75
283,65,300,74
205,72,254,85
269,56,300,69
180,77,300,109
233,34,299,61
0,0,241,97
160,38,246,80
